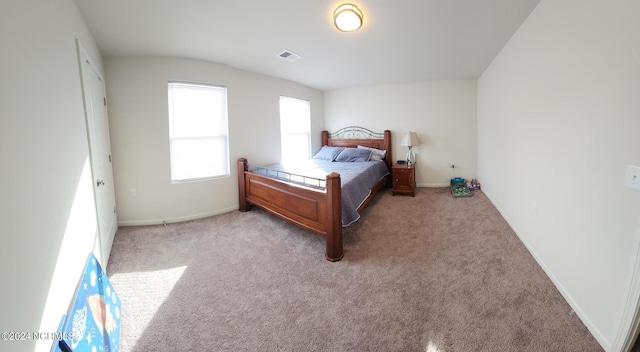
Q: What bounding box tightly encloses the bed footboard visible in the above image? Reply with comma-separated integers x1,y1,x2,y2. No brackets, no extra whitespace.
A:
237,158,344,261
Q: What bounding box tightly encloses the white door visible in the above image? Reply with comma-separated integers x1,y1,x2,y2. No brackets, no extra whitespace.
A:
78,41,117,266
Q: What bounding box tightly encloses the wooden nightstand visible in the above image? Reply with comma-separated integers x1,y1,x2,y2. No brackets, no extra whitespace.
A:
392,163,416,197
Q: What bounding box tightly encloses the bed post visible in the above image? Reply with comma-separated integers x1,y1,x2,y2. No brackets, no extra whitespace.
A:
383,130,393,187
321,130,329,146
325,172,343,262
237,158,250,212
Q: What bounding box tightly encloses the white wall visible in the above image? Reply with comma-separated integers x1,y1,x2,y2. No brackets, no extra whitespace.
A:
0,0,104,351
324,81,477,186
478,0,640,349
105,57,324,225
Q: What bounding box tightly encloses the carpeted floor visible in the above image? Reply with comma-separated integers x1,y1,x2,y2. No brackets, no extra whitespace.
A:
107,188,603,351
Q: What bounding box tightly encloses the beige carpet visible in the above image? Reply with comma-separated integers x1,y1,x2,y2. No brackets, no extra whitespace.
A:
107,188,602,351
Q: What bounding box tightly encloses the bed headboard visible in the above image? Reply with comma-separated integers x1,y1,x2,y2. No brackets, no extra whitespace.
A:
321,126,392,172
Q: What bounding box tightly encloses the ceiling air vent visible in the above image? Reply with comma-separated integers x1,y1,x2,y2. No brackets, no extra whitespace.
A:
278,50,301,62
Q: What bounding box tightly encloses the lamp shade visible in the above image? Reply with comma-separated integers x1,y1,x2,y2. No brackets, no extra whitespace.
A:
400,132,420,147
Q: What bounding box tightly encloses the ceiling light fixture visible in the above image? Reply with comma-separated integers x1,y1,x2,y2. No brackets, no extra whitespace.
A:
333,3,363,32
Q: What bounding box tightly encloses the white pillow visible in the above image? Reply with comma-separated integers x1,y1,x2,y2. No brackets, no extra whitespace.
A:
357,145,386,161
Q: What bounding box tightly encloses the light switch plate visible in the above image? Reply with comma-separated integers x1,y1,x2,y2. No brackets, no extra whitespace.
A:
624,165,640,190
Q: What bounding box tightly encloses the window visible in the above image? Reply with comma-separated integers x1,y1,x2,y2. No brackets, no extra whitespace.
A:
168,82,229,182
279,96,311,165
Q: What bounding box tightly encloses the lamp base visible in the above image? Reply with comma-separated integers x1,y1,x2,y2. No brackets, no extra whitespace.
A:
406,147,415,164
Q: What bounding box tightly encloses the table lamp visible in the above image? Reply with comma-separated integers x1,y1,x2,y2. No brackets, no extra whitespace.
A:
400,131,420,164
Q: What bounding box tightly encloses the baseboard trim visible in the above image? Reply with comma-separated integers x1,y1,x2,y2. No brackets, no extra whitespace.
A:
481,188,611,351
417,183,450,188
117,205,239,226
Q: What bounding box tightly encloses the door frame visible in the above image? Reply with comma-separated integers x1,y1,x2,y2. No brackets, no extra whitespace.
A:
76,39,117,266
613,216,640,352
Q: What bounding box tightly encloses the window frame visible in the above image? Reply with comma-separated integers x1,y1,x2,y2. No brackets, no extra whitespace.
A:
279,96,311,166
168,81,230,183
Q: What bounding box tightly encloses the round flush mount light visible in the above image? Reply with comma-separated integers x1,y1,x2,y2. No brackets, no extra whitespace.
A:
333,3,363,32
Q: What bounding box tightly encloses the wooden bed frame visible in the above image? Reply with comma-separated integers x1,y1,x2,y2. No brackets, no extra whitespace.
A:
237,127,392,262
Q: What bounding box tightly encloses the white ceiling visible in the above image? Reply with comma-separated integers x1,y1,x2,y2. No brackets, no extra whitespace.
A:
74,0,541,91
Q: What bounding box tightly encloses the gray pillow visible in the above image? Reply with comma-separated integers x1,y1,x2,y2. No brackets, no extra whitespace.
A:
312,146,344,161
357,145,387,161
334,148,372,162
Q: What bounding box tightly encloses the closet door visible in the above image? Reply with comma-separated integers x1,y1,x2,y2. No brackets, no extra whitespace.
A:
78,41,117,266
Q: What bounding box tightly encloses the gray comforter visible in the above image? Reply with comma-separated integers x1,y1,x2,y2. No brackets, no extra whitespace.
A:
254,160,389,226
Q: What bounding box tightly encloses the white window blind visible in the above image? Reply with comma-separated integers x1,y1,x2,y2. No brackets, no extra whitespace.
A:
279,96,311,166
168,82,229,182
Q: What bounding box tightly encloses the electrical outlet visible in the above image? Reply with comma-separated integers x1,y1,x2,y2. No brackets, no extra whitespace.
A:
625,165,640,191
131,188,137,196
531,203,539,217
450,162,455,168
